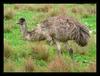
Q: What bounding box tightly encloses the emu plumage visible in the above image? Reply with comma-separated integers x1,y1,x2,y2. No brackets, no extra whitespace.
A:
17,16,90,56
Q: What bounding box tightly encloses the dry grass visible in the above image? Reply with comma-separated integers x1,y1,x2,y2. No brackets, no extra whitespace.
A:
32,13,49,24
4,22,13,33
4,59,15,72
14,4,52,12
14,4,20,10
48,56,70,72
4,39,13,58
71,7,83,14
4,8,15,20
48,51,96,72
86,5,96,15
14,4,24,10
31,42,49,61
86,62,96,72
59,5,67,16
47,6,67,17
24,56,35,72
71,7,88,18
71,5,96,18
34,5,52,12
47,9,62,17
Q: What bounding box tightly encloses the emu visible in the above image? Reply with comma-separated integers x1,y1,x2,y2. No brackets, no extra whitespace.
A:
17,16,90,57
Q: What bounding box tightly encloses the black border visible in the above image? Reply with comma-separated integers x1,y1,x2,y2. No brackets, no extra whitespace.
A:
0,3,3,75
2,0,98,75
1,0,97,3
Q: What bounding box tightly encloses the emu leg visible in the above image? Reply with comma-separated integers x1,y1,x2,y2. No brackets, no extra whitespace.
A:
68,48,73,59
54,40,61,55
65,42,73,59
46,37,53,45
43,32,53,45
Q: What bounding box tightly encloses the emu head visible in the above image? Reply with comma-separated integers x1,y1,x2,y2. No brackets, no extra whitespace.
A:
17,18,26,25
17,18,27,31
16,18,45,41
17,18,28,38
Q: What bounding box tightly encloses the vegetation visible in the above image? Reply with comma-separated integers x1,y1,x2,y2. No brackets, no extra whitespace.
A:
4,4,96,72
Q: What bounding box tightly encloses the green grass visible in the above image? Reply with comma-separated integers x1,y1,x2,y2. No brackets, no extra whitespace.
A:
4,4,96,72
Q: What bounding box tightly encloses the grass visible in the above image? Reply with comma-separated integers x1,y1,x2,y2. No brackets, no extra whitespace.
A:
4,39,13,58
4,4,96,72
48,56,69,72
24,57,35,72
4,58,15,72
31,42,49,61
4,8,15,20
4,20,15,33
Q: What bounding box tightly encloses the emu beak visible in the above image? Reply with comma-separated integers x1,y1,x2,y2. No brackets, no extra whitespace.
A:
16,22,20,24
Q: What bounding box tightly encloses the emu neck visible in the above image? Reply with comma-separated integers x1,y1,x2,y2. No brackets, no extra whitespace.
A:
20,23,28,37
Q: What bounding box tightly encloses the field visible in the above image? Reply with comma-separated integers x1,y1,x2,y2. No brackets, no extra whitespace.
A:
4,4,96,72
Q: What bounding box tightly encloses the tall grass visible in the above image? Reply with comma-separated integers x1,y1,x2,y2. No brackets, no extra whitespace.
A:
4,59,15,72
24,57,35,72
4,39,13,58
48,56,70,72
31,42,49,61
4,8,15,20
4,21,14,33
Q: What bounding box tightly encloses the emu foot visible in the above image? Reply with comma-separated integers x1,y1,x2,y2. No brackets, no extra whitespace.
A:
68,48,73,59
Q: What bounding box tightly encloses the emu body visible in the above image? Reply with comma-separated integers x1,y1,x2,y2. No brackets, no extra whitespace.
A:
17,16,90,56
